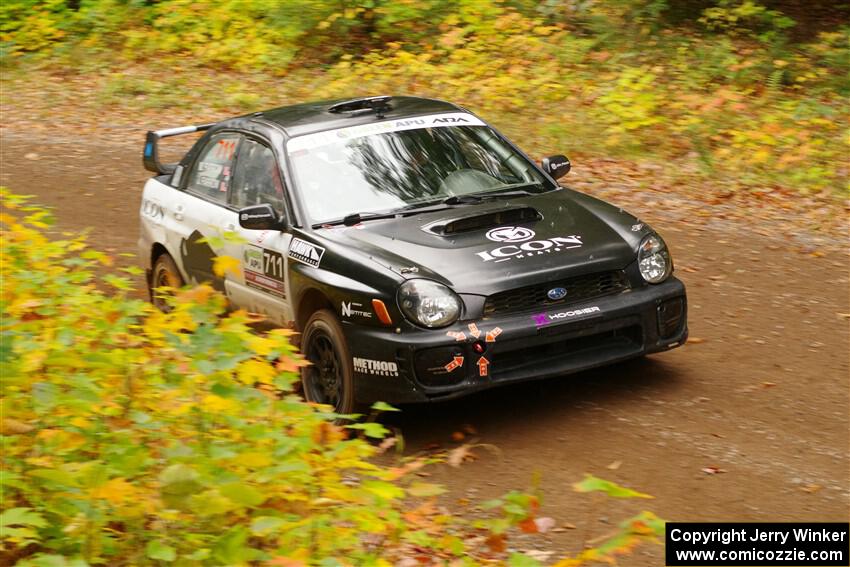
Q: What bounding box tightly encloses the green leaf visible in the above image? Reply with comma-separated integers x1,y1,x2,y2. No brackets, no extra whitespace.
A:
370,401,400,412
146,540,177,562
213,526,257,564
346,421,389,438
249,516,285,536
159,464,202,504
17,554,89,567
29,468,78,487
220,482,266,507
572,474,653,499
362,480,405,500
0,507,47,528
508,553,543,567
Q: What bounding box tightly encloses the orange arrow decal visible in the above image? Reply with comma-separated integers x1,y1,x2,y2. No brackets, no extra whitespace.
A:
446,331,467,342
468,323,481,339
444,355,465,372
477,356,490,377
485,327,502,343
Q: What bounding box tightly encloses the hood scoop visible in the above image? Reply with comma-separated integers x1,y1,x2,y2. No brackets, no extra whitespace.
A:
422,206,542,236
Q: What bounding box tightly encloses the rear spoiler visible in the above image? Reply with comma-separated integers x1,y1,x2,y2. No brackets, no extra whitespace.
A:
143,123,215,174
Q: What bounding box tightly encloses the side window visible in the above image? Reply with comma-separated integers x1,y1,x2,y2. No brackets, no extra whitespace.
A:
185,134,241,204
230,139,286,216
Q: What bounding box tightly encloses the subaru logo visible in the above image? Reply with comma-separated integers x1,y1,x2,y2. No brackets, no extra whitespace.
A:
547,287,567,300
485,226,535,243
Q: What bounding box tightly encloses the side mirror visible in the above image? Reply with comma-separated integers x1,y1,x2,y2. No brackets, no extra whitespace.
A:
541,155,571,180
238,204,286,231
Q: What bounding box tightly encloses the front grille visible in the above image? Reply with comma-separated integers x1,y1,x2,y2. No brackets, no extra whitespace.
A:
491,325,643,379
483,270,630,316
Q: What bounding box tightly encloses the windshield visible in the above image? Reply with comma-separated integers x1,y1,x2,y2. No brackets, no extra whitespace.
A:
286,113,554,223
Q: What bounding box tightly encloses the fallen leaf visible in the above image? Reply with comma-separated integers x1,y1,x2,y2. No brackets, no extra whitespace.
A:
266,558,307,567
573,474,652,499
447,444,476,467
761,382,777,388
451,431,465,442
701,466,727,475
0,419,35,435
606,460,622,470
485,533,506,553
563,522,577,529
519,517,538,533
688,337,705,344
800,484,822,493
524,550,554,561
534,516,557,533
376,436,398,453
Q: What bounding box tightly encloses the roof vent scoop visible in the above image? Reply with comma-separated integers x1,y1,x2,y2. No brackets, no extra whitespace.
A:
328,96,392,117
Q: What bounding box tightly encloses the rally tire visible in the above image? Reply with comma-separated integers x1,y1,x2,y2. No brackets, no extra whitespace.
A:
300,309,359,415
151,253,184,312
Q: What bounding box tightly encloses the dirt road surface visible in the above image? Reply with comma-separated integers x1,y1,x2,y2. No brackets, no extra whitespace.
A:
2,131,848,563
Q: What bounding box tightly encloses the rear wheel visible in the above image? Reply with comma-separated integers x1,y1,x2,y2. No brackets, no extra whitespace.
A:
300,309,358,415
151,253,184,312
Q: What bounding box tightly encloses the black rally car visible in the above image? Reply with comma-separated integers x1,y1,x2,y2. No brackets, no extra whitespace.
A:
140,95,688,413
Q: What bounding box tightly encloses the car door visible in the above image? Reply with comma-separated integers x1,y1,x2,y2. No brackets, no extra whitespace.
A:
168,132,242,294
225,136,294,326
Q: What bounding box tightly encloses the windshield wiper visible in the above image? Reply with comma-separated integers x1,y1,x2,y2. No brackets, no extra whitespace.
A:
312,182,548,228
442,190,532,205
313,211,400,228
441,181,549,205
313,203,457,228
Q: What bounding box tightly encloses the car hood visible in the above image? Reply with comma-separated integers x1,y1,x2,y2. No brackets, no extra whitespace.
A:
317,188,648,297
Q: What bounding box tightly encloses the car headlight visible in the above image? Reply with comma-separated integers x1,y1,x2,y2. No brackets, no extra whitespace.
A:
398,279,461,328
638,233,672,284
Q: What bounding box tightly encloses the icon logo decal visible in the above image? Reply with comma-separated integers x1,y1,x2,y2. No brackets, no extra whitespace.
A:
486,226,535,243
476,235,583,263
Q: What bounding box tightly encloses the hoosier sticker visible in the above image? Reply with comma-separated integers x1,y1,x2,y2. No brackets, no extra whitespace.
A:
533,306,601,327
289,238,325,268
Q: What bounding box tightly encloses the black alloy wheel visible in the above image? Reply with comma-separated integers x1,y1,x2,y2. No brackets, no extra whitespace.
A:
300,309,357,415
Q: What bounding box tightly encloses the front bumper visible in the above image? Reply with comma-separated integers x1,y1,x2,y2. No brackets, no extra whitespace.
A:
345,276,687,404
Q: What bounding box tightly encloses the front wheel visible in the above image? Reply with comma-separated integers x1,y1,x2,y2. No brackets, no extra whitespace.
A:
300,309,358,415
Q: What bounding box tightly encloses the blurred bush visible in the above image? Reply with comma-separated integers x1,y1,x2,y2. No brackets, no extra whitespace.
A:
0,189,665,565
0,1,847,194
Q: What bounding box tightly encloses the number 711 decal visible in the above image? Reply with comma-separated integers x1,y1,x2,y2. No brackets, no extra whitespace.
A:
243,244,286,298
